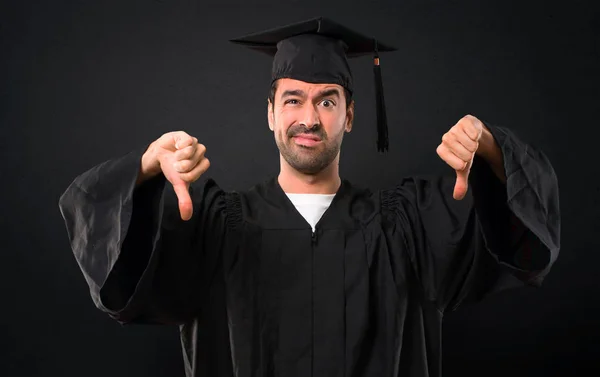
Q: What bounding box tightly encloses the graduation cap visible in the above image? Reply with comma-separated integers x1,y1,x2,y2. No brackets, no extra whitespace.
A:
230,17,397,152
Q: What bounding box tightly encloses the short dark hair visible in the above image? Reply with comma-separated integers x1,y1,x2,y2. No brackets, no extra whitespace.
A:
268,80,353,108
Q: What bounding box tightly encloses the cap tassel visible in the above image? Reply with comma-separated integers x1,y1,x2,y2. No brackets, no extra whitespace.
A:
373,40,389,152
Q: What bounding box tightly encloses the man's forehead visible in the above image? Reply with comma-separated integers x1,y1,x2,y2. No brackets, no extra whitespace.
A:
276,78,344,95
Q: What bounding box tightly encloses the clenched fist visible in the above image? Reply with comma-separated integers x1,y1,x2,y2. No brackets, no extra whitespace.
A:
138,131,210,221
436,115,484,201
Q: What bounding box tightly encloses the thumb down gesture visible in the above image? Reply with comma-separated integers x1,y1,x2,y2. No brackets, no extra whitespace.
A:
436,115,483,201
151,131,211,220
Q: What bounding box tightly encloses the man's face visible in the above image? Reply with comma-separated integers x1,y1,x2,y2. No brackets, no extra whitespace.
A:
268,78,354,175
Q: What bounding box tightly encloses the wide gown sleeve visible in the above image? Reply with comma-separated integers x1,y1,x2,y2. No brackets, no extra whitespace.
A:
383,124,560,313
58,146,229,325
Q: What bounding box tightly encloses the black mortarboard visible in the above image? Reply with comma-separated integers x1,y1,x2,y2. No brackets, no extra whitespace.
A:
230,17,397,152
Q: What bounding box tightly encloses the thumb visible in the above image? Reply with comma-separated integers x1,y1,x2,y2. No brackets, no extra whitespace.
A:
453,169,469,200
172,181,193,221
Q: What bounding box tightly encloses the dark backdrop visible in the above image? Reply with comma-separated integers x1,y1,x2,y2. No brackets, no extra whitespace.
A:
1,0,598,376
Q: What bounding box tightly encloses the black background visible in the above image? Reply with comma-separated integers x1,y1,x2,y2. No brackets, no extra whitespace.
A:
1,0,599,376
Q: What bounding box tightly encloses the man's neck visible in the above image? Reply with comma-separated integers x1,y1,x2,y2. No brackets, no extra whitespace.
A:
278,156,341,194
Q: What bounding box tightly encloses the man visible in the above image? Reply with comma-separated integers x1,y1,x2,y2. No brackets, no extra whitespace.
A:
58,17,560,377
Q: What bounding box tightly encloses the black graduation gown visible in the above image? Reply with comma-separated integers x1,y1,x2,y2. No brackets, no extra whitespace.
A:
58,124,560,377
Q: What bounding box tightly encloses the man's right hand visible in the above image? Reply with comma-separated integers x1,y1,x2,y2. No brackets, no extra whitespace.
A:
138,131,210,221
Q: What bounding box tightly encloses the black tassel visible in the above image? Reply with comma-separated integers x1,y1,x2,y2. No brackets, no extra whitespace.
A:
373,40,389,152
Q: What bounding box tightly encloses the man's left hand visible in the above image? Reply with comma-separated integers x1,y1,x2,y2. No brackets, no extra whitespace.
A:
436,115,484,201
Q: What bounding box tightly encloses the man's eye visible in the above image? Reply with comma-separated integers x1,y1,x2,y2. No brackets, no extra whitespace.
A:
285,99,299,105
321,99,335,108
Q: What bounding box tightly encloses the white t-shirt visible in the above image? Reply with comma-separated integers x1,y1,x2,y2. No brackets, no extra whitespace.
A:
285,193,336,232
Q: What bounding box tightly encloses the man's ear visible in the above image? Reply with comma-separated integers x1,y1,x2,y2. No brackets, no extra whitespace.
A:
345,101,355,132
267,99,274,131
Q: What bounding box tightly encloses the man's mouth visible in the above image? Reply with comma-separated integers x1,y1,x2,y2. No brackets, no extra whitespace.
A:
292,134,322,147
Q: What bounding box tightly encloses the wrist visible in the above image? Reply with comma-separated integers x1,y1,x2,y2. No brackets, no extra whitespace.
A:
476,126,507,183
137,143,161,185
476,126,494,159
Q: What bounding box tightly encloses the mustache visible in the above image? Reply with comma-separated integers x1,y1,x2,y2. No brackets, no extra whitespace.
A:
287,124,327,140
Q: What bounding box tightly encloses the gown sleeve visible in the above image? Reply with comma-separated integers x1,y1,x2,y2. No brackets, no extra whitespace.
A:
58,145,231,325
382,124,561,313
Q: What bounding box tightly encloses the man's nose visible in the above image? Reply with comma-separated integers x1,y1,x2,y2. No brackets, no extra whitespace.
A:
299,103,320,129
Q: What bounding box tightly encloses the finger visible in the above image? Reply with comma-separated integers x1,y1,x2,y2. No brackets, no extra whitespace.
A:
173,133,194,150
452,129,479,153
173,159,195,173
172,181,193,221
179,157,210,183
453,170,469,200
459,115,483,141
174,144,197,162
437,144,468,171
174,144,206,173
195,143,207,159
442,132,475,161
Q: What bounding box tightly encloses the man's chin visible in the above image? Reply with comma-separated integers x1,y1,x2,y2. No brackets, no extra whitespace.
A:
291,165,324,175
289,156,334,175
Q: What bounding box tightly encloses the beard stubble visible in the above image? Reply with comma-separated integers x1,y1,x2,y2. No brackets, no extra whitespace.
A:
275,123,344,175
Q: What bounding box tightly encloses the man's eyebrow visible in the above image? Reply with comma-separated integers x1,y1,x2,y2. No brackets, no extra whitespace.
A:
281,89,306,98
280,88,341,99
316,89,341,99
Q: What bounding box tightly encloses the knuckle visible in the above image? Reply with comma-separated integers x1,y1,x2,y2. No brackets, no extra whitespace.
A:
197,143,207,154
197,159,210,175
469,141,478,152
182,160,194,172
179,172,190,182
180,170,195,182
174,131,191,143
172,161,181,172
436,144,444,155
174,161,184,172
185,145,195,158
455,143,467,154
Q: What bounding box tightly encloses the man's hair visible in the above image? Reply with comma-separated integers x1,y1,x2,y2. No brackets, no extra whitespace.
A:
268,80,353,108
